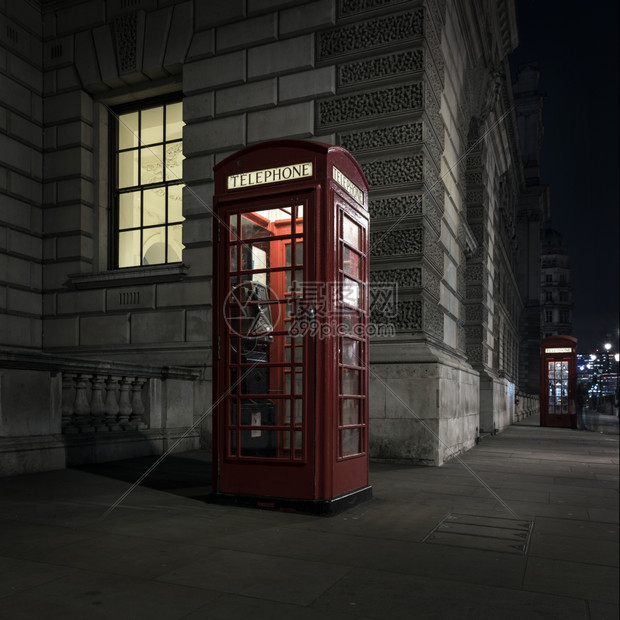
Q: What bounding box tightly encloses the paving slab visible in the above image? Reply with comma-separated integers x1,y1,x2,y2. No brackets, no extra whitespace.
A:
157,548,351,606
311,566,590,620
0,569,221,620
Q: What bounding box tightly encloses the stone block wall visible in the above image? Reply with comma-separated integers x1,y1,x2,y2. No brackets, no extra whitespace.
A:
0,0,529,473
0,1,44,349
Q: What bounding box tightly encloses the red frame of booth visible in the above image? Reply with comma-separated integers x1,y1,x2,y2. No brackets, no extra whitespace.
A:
540,335,577,428
211,140,371,513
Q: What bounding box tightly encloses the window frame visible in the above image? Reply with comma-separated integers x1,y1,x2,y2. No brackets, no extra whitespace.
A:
109,94,185,270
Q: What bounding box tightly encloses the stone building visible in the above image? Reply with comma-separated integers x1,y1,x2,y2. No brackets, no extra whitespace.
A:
1,0,536,475
513,62,549,395
540,223,573,340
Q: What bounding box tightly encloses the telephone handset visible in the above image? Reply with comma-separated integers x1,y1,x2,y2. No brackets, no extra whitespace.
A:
231,281,274,350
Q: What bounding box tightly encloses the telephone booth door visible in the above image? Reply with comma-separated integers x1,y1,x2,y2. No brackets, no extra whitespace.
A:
540,335,577,428
215,193,317,499
211,140,371,513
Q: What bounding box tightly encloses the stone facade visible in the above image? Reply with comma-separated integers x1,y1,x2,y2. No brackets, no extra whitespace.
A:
1,0,535,474
513,63,550,395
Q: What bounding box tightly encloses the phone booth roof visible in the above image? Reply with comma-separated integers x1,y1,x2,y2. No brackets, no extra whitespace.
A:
541,335,577,354
213,139,368,208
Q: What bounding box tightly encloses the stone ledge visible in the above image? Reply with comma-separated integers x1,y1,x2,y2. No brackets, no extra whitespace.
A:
67,263,189,290
0,348,200,381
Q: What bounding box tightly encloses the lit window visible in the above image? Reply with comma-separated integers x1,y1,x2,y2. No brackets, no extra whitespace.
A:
113,99,184,268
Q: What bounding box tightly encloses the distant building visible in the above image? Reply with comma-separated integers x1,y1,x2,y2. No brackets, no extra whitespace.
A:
513,63,549,394
540,223,573,339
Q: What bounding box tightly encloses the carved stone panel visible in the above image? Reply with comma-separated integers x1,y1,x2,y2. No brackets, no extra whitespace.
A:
393,299,423,331
338,49,424,88
370,227,423,257
422,194,442,233
467,343,484,365
423,235,443,273
361,155,424,189
465,263,484,282
423,298,443,339
339,122,423,154
338,0,411,18
114,14,138,74
318,9,423,61
370,194,422,220
370,266,421,288
423,266,441,300
317,82,423,130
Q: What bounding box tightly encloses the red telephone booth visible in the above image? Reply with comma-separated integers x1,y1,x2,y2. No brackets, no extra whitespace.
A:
540,335,578,428
211,140,371,514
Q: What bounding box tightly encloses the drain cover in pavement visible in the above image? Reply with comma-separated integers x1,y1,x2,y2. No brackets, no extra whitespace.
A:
423,513,532,554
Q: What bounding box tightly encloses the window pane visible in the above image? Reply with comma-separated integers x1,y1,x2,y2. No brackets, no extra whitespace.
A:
342,398,360,424
119,191,141,230
285,241,303,266
118,112,138,149
168,224,184,263
343,338,360,366
118,229,141,267
343,246,361,278
342,369,361,395
168,184,184,222
343,215,361,249
143,226,166,265
230,214,238,240
141,145,164,184
341,428,361,457
165,142,183,181
143,187,166,226
118,150,138,188
166,102,183,141
342,277,360,307
141,107,163,145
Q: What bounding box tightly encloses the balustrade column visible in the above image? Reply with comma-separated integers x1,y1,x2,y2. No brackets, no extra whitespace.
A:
90,374,108,431
130,378,147,430
118,377,134,430
61,373,78,433
105,376,122,431
74,374,94,432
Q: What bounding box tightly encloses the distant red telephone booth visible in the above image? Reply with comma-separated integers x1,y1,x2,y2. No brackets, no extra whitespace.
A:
211,140,371,514
540,335,578,428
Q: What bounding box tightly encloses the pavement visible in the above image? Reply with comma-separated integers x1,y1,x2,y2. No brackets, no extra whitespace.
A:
0,414,617,620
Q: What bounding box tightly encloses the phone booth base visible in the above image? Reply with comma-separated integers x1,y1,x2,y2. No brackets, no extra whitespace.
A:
540,335,578,428
208,485,373,516
210,140,372,515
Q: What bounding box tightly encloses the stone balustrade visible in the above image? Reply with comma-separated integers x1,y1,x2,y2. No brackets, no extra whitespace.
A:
1,349,203,475
0,349,201,438
61,372,149,433
515,391,540,421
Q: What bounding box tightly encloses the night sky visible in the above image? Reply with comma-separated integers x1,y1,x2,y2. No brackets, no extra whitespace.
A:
509,0,619,354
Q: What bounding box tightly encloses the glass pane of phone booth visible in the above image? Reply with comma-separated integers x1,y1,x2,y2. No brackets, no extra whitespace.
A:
226,205,305,461
338,210,367,459
547,360,569,414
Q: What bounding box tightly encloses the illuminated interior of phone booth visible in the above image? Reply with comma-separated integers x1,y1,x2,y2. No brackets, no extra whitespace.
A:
540,335,577,428
228,207,305,460
211,140,372,514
